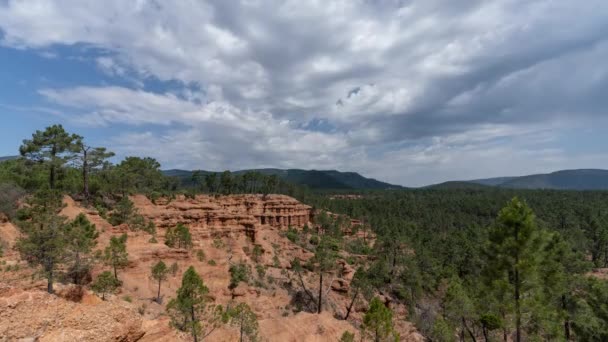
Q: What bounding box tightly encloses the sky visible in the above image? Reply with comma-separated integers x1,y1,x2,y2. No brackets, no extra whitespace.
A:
1,0,608,187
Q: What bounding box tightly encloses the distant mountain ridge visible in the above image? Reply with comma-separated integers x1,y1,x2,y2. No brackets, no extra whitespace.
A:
429,169,608,190
0,155,19,162
163,168,402,190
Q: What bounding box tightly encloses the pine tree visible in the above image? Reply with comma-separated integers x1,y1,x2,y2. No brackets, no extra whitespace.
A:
165,223,193,249
344,267,372,320
74,142,114,201
362,297,398,342
64,213,99,284
167,266,224,341
104,233,129,280
227,302,259,342
16,189,67,293
311,235,338,313
151,260,169,303
443,276,477,341
109,196,136,226
91,271,121,300
484,197,544,342
19,124,80,189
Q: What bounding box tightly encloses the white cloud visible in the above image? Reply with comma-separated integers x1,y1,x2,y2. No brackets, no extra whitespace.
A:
2,0,608,185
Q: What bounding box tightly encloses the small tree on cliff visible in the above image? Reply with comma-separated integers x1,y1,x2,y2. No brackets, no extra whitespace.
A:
104,233,129,280
91,271,121,300
151,260,169,303
109,196,136,226
344,267,372,320
227,302,259,342
167,266,224,341
310,235,338,313
64,213,99,285
362,297,398,342
165,223,193,249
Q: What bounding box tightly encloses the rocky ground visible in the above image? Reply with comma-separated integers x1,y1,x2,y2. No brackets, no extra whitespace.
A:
0,194,422,341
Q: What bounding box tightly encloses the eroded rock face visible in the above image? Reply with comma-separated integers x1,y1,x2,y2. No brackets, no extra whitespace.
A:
132,194,313,244
0,285,145,342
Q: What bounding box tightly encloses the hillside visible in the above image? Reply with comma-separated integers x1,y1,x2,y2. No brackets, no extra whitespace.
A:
425,181,494,190
0,156,18,162
164,168,402,190
467,169,608,190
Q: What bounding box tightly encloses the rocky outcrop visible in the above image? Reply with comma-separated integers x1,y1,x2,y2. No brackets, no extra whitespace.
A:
132,194,312,244
0,285,145,342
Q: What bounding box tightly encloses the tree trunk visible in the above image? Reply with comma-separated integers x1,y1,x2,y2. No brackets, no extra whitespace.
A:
50,163,56,189
562,295,571,340
344,288,359,320
82,148,89,201
47,269,54,294
317,272,323,314
114,263,118,280
73,251,81,285
515,270,521,342
191,306,198,342
482,324,489,342
462,317,477,342
240,316,244,342
157,279,162,303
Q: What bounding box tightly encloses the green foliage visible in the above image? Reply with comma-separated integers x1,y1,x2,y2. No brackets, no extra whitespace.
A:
152,260,169,303
252,244,263,263
212,237,225,249
483,197,544,341
196,249,206,262
430,316,455,342
170,262,179,276
208,259,217,266
64,213,98,285
15,189,67,293
165,223,193,249
104,233,128,280
226,302,259,342
91,271,121,300
285,226,298,243
19,124,81,189
167,266,224,340
229,263,251,290
108,196,136,226
255,264,266,279
339,331,355,342
0,182,26,219
362,297,398,342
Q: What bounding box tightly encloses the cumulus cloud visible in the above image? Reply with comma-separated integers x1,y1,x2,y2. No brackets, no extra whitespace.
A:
2,0,608,185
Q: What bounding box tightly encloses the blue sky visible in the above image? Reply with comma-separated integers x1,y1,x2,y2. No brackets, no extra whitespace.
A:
1,1,608,187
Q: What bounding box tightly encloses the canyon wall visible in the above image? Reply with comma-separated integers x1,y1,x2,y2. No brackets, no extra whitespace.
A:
132,194,313,243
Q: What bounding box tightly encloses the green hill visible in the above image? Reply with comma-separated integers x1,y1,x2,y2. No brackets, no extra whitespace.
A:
163,168,401,190
466,169,608,190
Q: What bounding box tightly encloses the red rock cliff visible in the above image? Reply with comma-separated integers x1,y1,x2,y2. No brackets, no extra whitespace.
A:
132,194,312,244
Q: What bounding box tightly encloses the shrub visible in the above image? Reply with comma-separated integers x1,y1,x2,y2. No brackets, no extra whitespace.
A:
208,259,217,266
196,249,206,262
252,244,263,263
165,223,192,249
229,263,251,289
169,262,179,276
212,237,225,249
256,264,266,279
285,227,298,243
0,183,25,219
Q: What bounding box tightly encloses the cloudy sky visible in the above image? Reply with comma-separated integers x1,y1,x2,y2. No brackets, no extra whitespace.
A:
1,0,608,187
